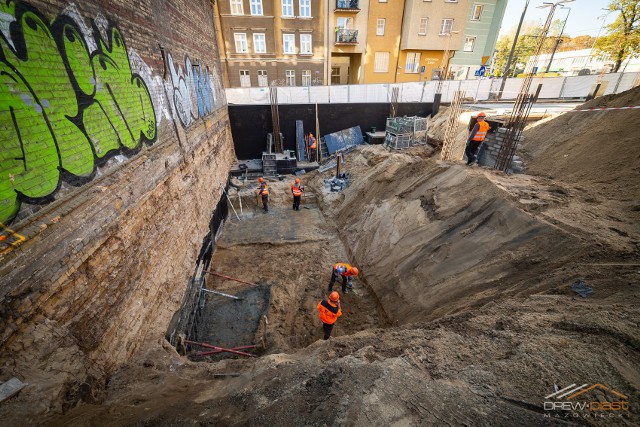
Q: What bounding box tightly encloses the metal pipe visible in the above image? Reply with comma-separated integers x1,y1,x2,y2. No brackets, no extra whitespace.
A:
200,288,243,300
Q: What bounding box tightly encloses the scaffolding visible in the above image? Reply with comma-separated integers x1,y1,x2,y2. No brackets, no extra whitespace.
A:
383,116,429,150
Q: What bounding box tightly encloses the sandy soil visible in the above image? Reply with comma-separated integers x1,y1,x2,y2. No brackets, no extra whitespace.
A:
3,89,640,426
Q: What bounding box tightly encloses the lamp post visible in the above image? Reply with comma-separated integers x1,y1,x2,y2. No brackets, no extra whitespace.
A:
545,5,571,73
530,0,575,75
499,0,530,96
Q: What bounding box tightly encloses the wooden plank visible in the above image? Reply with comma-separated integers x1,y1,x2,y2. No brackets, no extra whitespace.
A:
0,378,26,403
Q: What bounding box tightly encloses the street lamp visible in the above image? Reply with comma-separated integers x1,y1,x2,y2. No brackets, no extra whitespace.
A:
529,0,574,74
545,5,571,73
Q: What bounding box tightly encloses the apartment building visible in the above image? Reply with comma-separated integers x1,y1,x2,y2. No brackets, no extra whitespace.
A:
449,0,507,80
328,0,371,84
363,0,405,84
215,0,326,87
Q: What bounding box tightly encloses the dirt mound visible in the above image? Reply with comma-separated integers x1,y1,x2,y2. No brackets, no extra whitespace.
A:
521,85,640,197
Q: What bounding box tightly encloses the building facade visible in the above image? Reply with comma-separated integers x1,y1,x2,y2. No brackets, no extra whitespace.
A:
396,0,469,82
215,0,326,87
448,0,507,80
215,0,508,87
363,0,405,83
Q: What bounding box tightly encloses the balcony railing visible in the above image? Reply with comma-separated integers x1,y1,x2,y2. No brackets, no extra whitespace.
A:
335,28,358,44
336,0,360,10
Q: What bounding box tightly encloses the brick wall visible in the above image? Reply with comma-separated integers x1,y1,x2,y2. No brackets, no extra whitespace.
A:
0,0,236,413
478,127,525,172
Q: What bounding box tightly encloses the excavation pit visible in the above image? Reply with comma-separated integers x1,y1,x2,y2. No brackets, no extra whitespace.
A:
191,284,271,360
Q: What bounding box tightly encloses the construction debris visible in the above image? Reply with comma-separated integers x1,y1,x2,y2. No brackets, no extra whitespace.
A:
0,378,26,403
324,174,350,192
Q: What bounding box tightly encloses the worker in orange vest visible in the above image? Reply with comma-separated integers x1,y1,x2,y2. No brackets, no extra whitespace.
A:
256,177,269,212
465,112,490,165
291,178,304,211
328,263,359,293
308,133,317,162
317,291,342,340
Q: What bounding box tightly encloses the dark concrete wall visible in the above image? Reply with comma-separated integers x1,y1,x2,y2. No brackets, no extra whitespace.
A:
229,103,433,159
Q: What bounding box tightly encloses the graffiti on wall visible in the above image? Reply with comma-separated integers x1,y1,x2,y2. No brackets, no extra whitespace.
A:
167,53,216,127
0,1,222,226
0,1,156,223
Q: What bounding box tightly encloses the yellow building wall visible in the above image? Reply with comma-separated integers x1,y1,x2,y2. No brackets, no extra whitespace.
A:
363,0,405,84
394,50,446,83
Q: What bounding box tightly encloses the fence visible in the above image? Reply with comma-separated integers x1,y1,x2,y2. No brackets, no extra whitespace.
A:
226,72,640,105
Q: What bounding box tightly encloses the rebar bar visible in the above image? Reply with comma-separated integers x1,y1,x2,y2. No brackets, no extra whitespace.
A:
494,3,559,172
440,91,464,160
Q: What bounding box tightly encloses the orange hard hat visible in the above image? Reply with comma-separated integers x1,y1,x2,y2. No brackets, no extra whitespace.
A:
329,291,340,302
295,178,300,183
258,177,264,182
351,267,359,276
477,112,487,117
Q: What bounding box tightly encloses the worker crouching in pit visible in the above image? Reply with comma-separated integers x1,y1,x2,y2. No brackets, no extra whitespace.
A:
328,263,359,293
317,291,342,340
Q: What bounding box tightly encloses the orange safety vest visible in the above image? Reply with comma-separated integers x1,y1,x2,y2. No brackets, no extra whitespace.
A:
260,183,269,196
317,300,342,324
472,121,490,142
309,137,317,149
292,183,303,196
333,263,356,276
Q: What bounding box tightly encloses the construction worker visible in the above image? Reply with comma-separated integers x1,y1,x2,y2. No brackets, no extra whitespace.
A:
317,291,342,340
465,112,490,165
291,178,304,211
328,263,359,293
308,133,317,162
256,177,269,213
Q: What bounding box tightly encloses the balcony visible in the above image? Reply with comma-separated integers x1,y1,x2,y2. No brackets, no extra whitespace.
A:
336,0,360,11
335,28,358,44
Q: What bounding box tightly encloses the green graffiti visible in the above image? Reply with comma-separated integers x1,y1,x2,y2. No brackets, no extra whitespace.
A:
0,2,157,224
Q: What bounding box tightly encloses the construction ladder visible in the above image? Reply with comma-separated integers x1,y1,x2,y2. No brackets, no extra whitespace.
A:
262,153,277,177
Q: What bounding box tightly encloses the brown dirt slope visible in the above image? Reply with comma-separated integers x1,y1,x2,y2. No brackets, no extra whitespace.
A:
521,85,640,196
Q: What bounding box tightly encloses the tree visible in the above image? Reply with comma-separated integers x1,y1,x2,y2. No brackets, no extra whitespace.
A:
492,20,562,77
595,0,640,72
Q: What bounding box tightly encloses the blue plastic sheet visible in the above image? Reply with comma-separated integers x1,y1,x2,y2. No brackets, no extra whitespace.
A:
324,126,364,154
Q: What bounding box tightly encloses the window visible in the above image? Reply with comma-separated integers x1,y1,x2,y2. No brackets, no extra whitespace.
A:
258,70,268,87
286,70,295,86
234,33,248,53
472,4,483,20
445,0,458,2
300,34,312,54
250,0,263,15
376,19,385,36
419,18,428,35
302,70,311,86
299,0,311,17
380,0,387,2
283,34,295,53
331,67,340,84
230,0,244,15
239,70,250,87
253,33,266,53
337,17,351,29
282,0,293,17
405,52,421,73
374,52,389,72
440,18,454,35
463,36,476,52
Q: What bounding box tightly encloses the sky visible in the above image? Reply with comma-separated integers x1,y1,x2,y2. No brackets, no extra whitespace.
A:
498,0,619,38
